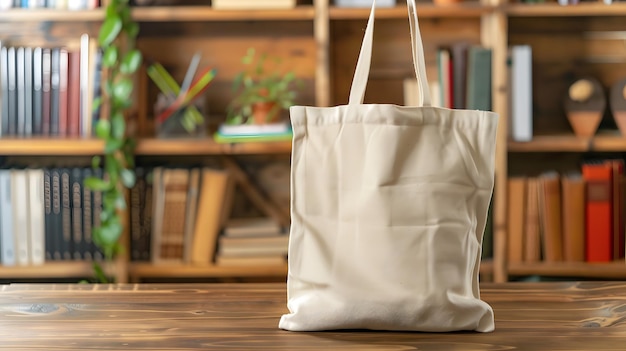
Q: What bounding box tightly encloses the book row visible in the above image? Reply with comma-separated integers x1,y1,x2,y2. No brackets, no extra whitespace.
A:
0,167,104,267
507,159,625,265
129,166,288,266
0,36,102,138
0,0,99,10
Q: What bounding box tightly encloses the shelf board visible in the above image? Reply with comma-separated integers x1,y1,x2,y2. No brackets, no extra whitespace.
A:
131,5,316,22
508,261,626,279
0,8,105,22
507,135,590,152
0,138,104,156
330,3,493,19
506,2,626,17
0,261,115,279
128,262,288,279
590,134,626,152
135,138,291,156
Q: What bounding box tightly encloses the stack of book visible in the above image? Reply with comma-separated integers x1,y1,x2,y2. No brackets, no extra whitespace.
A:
213,122,293,143
215,217,288,266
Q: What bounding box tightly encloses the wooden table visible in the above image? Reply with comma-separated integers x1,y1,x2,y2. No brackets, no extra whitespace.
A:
1,281,626,350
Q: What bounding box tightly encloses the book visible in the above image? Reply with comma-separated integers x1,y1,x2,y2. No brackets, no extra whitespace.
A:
215,255,286,267
12,169,30,266
582,161,613,262
190,168,231,265
27,169,45,265
507,177,526,263
466,46,492,111
0,170,15,266
218,122,290,136
509,45,533,142
524,177,541,262
223,217,283,238
561,172,585,262
538,172,563,262
213,130,293,144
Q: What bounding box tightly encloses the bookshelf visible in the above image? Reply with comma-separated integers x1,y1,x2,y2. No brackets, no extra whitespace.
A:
2,0,622,283
502,3,626,283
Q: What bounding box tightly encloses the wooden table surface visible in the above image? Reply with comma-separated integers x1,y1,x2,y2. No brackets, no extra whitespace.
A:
1,281,626,350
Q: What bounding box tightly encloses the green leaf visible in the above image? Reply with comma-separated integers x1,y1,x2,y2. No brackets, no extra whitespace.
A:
102,46,118,68
95,119,111,139
99,220,122,246
98,14,122,47
84,176,111,191
92,97,102,113
113,78,133,104
120,49,142,75
120,168,136,188
126,21,140,39
105,138,124,154
115,192,127,210
91,155,101,169
111,112,126,139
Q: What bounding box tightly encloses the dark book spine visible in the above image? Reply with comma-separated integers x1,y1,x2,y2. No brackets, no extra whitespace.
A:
23,46,32,136
60,168,73,260
141,168,153,261
51,168,62,260
42,48,51,136
1,44,8,136
32,47,43,135
91,167,104,261
130,167,143,261
82,167,93,261
71,167,83,261
50,47,60,136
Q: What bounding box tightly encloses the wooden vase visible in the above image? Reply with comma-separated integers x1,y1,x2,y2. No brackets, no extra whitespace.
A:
610,78,626,137
564,77,605,138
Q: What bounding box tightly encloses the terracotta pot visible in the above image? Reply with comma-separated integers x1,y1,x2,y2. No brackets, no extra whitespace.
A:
252,101,279,124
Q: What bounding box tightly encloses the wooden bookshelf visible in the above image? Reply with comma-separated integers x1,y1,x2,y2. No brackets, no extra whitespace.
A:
131,5,316,22
128,262,288,281
329,3,493,19
506,2,626,17
508,261,626,279
134,139,292,156
0,9,105,22
507,135,590,152
5,0,626,285
0,138,105,155
0,261,120,280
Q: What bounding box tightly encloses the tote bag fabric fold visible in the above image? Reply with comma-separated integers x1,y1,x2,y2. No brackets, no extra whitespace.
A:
279,0,497,333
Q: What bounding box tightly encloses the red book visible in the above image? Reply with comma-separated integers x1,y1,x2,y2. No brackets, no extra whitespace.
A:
67,50,81,137
582,162,613,262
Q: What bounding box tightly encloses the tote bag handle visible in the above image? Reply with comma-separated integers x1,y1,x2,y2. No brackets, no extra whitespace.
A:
348,0,432,107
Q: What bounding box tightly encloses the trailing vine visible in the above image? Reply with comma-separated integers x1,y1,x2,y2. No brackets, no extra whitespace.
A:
84,0,142,283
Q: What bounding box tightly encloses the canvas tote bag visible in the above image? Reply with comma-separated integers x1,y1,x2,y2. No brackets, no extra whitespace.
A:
279,0,497,333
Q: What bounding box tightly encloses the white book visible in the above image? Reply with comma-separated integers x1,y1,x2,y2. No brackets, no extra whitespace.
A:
509,45,533,142
11,169,30,266
0,170,15,266
28,169,45,265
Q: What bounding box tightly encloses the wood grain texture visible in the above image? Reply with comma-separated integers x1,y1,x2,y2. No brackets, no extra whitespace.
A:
2,282,626,350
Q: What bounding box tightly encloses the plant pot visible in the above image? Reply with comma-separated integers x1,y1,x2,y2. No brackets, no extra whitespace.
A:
252,101,279,124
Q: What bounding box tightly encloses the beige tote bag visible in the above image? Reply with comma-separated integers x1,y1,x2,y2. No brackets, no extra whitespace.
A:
279,0,497,333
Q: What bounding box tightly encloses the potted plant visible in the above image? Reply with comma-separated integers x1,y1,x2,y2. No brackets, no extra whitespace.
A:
226,48,301,125
84,0,142,283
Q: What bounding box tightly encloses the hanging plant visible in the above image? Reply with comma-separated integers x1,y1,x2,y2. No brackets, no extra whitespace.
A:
84,0,142,283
